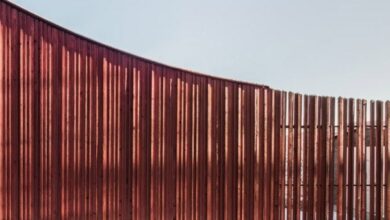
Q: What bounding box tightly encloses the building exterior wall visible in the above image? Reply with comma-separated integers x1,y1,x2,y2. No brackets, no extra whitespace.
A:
0,1,389,219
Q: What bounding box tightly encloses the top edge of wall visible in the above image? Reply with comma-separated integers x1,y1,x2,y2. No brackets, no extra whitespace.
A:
1,0,274,90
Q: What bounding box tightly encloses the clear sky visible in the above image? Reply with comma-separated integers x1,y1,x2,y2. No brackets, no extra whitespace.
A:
12,0,390,101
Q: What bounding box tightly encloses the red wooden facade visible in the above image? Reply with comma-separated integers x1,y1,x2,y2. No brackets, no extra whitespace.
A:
0,1,389,219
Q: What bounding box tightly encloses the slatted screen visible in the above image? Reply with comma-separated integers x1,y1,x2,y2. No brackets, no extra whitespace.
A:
0,1,389,219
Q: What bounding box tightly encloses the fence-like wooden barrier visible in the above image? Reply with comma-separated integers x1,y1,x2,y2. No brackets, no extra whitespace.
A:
1,1,389,219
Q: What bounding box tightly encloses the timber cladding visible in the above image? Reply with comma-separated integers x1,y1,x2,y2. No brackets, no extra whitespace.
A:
0,1,390,219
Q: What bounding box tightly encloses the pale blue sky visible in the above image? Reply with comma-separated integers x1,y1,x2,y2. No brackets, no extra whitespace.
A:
12,0,390,101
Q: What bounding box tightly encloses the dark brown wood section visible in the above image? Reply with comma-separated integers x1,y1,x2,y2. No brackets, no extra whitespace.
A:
0,1,389,219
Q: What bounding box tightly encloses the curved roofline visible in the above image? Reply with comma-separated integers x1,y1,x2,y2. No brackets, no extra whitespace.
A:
4,0,271,89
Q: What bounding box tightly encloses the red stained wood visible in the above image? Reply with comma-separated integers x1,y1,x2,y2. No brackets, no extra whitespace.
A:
386,101,390,219
376,101,383,219
337,98,346,220
0,1,389,219
370,101,376,220
348,99,354,219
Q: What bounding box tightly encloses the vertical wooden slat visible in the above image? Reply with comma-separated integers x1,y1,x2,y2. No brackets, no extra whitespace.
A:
237,85,243,220
369,101,376,220
225,83,232,220
287,92,294,219
80,38,86,219
232,82,238,220
294,94,302,220
279,91,287,220
19,11,25,219
342,99,348,220
33,18,42,220
302,95,309,220
313,96,319,219
385,101,390,219
361,100,367,220
356,100,362,220
308,96,316,219
259,87,266,220
316,97,323,220
207,78,213,220
273,90,281,220
320,97,327,219
269,89,275,220
348,98,354,219
245,85,255,220
376,101,383,219
0,2,4,217
327,97,335,220
10,7,20,220
263,88,270,220
337,98,346,220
